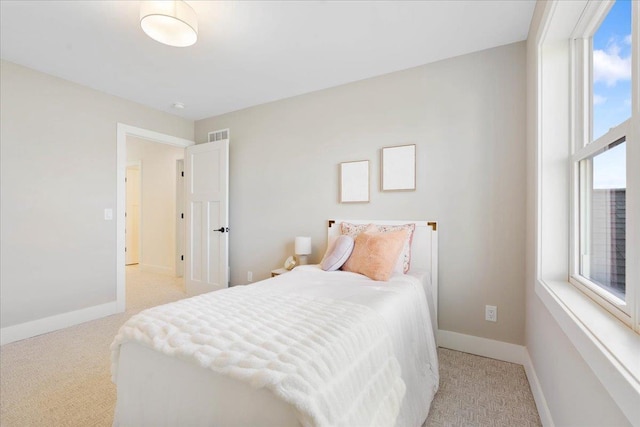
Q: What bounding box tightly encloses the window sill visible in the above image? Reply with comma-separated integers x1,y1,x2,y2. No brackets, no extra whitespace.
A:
536,279,640,422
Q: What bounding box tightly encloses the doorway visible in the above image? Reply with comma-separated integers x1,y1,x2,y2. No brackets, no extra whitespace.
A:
126,136,184,279
116,124,194,312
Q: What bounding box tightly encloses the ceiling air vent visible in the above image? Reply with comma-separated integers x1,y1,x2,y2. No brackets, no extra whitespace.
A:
208,128,230,142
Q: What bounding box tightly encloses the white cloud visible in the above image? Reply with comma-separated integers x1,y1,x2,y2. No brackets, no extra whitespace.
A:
624,34,632,45
593,42,631,86
593,94,607,105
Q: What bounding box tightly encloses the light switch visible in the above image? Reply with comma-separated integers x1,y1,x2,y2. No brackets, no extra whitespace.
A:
104,208,113,220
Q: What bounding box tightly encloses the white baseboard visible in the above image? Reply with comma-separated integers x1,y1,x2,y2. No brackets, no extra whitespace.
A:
437,329,527,364
522,350,555,427
437,329,554,427
0,301,120,346
139,264,174,276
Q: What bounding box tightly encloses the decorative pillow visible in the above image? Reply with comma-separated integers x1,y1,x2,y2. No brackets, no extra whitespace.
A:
341,230,407,281
320,235,355,271
340,222,370,239
370,223,416,273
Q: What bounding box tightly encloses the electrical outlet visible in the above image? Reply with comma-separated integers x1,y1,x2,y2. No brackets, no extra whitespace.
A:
485,305,497,322
247,271,253,282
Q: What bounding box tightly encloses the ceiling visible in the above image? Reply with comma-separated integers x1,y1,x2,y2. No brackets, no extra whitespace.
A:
0,1,536,121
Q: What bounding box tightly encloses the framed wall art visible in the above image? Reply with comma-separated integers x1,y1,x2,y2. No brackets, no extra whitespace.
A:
339,160,370,203
381,144,416,191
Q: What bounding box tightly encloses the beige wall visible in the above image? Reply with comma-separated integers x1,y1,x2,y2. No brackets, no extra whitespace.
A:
0,60,193,328
196,42,527,345
126,137,184,275
524,2,630,425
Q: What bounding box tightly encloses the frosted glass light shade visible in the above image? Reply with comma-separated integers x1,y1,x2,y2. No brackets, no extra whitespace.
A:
295,236,312,255
140,1,198,47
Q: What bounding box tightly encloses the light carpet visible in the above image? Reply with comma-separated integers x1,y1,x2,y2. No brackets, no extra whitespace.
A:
424,348,541,426
0,266,186,426
1,268,541,426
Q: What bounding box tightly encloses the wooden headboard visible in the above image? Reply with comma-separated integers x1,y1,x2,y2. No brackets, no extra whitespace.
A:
327,219,439,329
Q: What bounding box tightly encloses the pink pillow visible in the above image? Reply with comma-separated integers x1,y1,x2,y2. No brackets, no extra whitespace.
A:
341,230,407,281
320,235,354,271
371,223,416,273
340,222,415,273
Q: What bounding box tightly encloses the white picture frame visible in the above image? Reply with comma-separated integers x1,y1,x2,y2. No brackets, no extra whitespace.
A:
340,160,370,203
381,144,416,191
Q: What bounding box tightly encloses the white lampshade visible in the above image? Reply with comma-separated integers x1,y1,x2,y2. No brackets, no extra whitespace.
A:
295,236,312,255
140,1,198,47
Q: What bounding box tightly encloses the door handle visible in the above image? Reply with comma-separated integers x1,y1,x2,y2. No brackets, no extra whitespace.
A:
213,227,229,233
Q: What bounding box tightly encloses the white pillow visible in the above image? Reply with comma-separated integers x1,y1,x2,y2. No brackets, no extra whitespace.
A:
320,235,355,271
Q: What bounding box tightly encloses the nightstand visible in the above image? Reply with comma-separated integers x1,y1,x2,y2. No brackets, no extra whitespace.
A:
271,268,290,277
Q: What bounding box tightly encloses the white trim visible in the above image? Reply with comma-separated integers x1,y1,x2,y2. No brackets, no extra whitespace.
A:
568,0,638,327
572,120,628,162
532,1,640,424
532,0,640,421
118,124,195,148
175,159,185,278
0,302,118,346
570,0,613,39
536,280,640,423
631,0,640,331
125,161,142,266
116,123,195,312
437,329,526,365
522,350,555,427
570,123,631,321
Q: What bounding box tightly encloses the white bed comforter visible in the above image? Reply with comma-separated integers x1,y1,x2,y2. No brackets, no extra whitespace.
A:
111,266,438,427
112,285,405,426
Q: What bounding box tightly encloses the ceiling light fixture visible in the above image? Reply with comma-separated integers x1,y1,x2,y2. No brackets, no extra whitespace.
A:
140,1,198,47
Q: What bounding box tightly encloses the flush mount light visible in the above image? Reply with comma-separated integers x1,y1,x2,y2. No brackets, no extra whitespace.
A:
140,1,198,47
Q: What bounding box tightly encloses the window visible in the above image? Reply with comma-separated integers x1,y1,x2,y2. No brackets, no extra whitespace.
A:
571,0,637,326
591,1,632,140
534,0,639,419
578,138,626,301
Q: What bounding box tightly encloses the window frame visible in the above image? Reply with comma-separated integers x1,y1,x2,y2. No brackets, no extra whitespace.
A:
569,0,639,331
533,1,640,421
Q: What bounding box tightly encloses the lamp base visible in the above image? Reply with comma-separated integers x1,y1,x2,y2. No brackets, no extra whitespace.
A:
284,256,297,270
297,255,308,265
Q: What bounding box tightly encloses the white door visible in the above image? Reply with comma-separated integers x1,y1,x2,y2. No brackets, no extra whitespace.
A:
185,140,229,295
125,165,141,265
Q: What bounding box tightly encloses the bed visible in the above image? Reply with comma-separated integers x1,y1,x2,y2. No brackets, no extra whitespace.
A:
111,219,439,427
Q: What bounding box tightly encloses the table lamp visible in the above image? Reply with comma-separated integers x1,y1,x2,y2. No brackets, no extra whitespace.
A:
295,236,312,265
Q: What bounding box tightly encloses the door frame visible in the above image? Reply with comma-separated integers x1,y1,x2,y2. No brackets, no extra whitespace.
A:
175,159,185,278
125,161,142,266
116,123,194,312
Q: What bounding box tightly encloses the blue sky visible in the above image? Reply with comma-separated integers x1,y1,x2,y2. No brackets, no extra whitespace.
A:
592,0,631,189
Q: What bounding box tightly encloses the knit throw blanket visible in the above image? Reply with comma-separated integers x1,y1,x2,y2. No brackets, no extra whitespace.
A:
111,285,406,427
